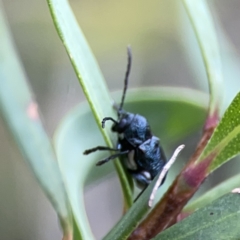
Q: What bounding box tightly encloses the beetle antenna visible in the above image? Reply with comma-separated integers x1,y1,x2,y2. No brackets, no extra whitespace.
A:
118,45,132,116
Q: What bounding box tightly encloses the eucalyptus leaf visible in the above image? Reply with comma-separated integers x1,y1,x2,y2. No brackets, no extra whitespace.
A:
177,92,240,238
0,2,71,235
54,87,207,240
155,193,240,240
183,0,223,116
46,0,132,210
197,92,240,172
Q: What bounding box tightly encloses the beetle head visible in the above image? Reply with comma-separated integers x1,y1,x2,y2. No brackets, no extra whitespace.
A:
112,112,134,133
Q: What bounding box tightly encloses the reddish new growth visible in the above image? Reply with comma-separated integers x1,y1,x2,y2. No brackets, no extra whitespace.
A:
183,153,215,188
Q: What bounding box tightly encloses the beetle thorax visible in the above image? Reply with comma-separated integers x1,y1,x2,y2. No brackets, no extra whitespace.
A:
123,114,152,147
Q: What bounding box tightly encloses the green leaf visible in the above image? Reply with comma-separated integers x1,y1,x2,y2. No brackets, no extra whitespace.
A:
184,173,240,214
179,91,240,235
0,2,72,236
53,87,207,240
197,92,240,172
181,92,240,222
183,0,223,117
155,193,240,240
46,0,132,211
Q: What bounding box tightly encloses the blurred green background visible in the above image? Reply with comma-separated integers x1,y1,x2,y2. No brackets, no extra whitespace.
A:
1,0,240,239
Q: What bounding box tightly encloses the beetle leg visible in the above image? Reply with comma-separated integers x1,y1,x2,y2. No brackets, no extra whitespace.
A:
96,150,129,166
134,185,148,203
102,117,118,128
83,146,119,155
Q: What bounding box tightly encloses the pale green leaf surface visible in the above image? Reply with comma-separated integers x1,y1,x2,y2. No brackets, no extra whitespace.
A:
0,2,71,233
183,0,223,116
155,193,240,240
46,0,132,211
54,102,102,240
184,173,240,213
182,6,240,112
198,92,240,172
54,87,207,240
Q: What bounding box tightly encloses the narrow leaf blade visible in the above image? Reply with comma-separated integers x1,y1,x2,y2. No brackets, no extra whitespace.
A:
0,3,72,236
183,0,223,117
155,193,240,240
46,0,132,210
198,92,240,172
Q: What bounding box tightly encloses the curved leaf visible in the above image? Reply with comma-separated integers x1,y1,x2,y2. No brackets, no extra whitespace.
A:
183,0,223,117
46,0,132,211
53,87,208,240
155,193,240,240
0,2,72,237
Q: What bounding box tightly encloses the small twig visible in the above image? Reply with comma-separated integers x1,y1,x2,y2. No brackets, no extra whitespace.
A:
149,145,185,207
232,188,240,194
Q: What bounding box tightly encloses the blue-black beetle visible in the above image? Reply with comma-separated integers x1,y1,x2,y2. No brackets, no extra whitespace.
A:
83,46,167,195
